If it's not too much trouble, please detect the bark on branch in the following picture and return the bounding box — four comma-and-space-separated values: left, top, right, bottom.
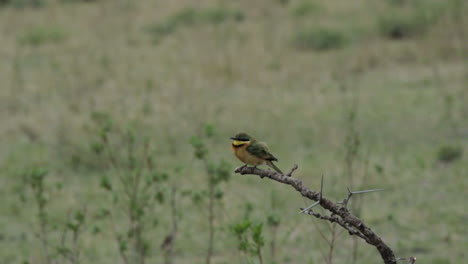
234, 165, 398, 264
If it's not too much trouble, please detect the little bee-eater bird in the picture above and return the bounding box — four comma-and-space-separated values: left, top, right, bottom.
230, 132, 283, 174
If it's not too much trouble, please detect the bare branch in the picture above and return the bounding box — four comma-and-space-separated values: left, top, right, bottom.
234, 165, 398, 264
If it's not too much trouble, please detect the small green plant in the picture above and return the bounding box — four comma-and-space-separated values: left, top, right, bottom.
231, 219, 265, 264
145, 8, 196, 44
56, 208, 87, 264
146, 7, 244, 44
1, 0, 46, 8
275, 0, 289, 6
267, 190, 281, 263
293, 28, 347, 51
161, 185, 180, 264
377, 2, 445, 40
90, 112, 170, 264
19, 25, 67, 46
23, 168, 52, 263
291, 1, 321, 17
267, 212, 280, 263
344, 109, 361, 188
385, 0, 407, 6
189, 123, 231, 264
198, 8, 244, 24
437, 145, 463, 163
378, 13, 426, 39
339, 80, 364, 264
23, 168, 87, 264
61, 0, 97, 3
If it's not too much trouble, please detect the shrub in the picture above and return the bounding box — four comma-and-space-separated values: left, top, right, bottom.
198, 7, 245, 24
293, 28, 347, 51
89, 113, 172, 263
377, 2, 446, 40
1, 0, 46, 8
437, 145, 463, 163
19, 26, 67, 46
291, 1, 321, 17
385, 0, 407, 7
276, 0, 289, 6
378, 13, 428, 39
146, 7, 244, 44
61, 0, 97, 2
231, 219, 265, 263
189, 124, 232, 264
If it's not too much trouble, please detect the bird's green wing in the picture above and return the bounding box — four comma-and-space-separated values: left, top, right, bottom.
246, 142, 278, 161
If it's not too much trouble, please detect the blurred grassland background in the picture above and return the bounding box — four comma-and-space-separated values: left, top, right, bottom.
0, 0, 467, 263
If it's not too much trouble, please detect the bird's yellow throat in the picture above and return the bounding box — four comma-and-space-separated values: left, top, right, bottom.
232, 140, 249, 146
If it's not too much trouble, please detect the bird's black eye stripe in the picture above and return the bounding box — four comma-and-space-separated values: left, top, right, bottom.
232, 137, 249, 141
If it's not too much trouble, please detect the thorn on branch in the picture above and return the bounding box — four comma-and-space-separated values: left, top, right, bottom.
298, 174, 324, 214
396, 257, 417, 264
319, 174, 324, 201
298, 201, 320, 214
340, 187, 384, 209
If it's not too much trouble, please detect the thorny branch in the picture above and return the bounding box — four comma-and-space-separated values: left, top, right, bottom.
234, 165, 407, 264
305, 210, 370, 243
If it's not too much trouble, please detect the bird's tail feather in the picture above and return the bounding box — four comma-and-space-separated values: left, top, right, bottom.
266, 161, 283, 174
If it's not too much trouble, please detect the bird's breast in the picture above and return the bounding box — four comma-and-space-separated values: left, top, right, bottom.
232, 144, 265, 166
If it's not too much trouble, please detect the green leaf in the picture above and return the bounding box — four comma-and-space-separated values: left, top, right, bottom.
100, 176, 112, 191
155, 191, 165, 204
214, 188, 224, 200
90, 142, 104, 154
251, 223, 264, 247
231, 219, 252, 236
203, 123, 216, 137
267, 213, 280, 226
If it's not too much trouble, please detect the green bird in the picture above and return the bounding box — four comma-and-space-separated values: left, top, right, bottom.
230, 132, 283, 174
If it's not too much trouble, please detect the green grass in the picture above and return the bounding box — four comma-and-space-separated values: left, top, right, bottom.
377, 0, 452, 40
146, 7, 244, 44
291, 1, 322, 17
2, 0, 46, 8
0, 0, 467, 264
293, 27, 348, 50
19, 25, 67, 46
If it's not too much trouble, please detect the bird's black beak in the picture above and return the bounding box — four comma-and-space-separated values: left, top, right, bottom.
230, 137, 237, 140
